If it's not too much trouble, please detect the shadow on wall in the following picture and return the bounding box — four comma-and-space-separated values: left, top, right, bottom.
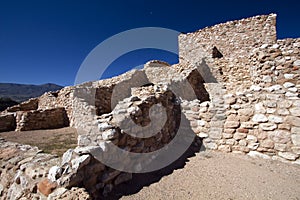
103, 112, 205, 199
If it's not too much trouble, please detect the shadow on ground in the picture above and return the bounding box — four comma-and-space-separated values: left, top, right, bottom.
104, 136, 204, 200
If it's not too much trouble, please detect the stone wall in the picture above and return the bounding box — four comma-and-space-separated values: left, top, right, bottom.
38, 86, 74, 120
6, 98, 38, 112
15, 108, 69, 131
0, 114, 16, 132
179, 14, 277, 64
178, 14, 300, 164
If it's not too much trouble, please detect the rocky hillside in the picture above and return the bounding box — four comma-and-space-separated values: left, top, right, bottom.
0, 83, 63, 103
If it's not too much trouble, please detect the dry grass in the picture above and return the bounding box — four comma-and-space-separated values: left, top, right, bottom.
0, 127, 77, 156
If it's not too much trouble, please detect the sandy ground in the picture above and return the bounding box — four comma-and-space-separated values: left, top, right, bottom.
111, 151, 300, 200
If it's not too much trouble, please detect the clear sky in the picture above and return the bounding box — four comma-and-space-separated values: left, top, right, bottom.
0, 0, 299, 86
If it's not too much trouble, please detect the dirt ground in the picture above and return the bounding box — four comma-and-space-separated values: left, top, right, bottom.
112, 151, 300, 200
0, 127, 77, 156
1, 128, 299, 200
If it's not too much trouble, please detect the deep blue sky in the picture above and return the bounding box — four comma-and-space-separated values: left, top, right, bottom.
0, 0, 299, 86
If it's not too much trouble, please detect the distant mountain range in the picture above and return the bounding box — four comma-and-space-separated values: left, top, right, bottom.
0, 83, 63, 103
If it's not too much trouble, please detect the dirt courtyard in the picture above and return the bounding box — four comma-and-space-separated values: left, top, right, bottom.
0, 127, 77, 156
113, 151, 300, 200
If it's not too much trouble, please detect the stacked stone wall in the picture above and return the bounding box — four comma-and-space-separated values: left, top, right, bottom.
0, 114, 16, 132
15, 108, 69, 131
178, 14, 300, 164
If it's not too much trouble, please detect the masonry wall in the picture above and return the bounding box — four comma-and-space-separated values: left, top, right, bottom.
178, 14, 300, 164
179, 14, 277, 64
15, 107, 69, 131
0, 113, 16, 132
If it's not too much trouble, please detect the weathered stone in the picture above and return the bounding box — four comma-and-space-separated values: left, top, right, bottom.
293, 60, 300, 66
232, 145, 249, 153
278, 100, 292, 108
209, 128, 223, 139
269, 130, 291, 144
268, 115, 283, 123
233, 132, 247, 140
277, 108, 289, 116
71, 155, 91, 171
225, 97, 236, 105
252, 114, 268, 122
266, 94, 283, 101
61, 149, 74, 165
239, 139, 248, 146
238, 108, 254, 116
278, 152, 299, 161
248, 142, 259, 150
37, 179, 57, 197
291, 135, 300, 146
266, 85, 282, 92
291, 147, 300, 155
237, 128, 249, 133
285, 92, 298, 97
102, 129, 117, 140
263, 100, 277, 108
255, 103, 266, 114
246, 135, 258, 142
259, 123, 277, 131
289, 107, 300, 117
222, 133, 233, 139
204, 142, 218, 150
288, 87, 298, 92
48, 166, 62, 182
274, 143, 287, 151
197, 120, 208, 127
98, 122, 113, 132
283, 82, 295, 88
218, 145, 231, 152
284, 74, 295, 79
285, 116, 300, 127
278, 124, 291, 130
291, 127, 300, 135
224, 128, 235, 134
241, 122, 255, 129
224, 121, 240, 128
260, 139, 274, 148
250, 85, 261, 91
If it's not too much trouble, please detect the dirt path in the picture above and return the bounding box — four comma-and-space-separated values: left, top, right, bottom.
116, 151, 300, 200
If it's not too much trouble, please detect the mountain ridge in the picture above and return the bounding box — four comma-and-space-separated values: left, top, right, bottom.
0, 82, 63, 103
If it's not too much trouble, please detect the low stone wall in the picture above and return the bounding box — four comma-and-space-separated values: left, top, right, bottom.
0, 114, 16, 132
15, 108, 69, 131
38, 87, 74, 120
59, 82, 198, 198
6, 98, 38, 112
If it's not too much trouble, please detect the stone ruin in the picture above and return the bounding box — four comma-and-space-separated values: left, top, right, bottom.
0, 13, 300, 199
